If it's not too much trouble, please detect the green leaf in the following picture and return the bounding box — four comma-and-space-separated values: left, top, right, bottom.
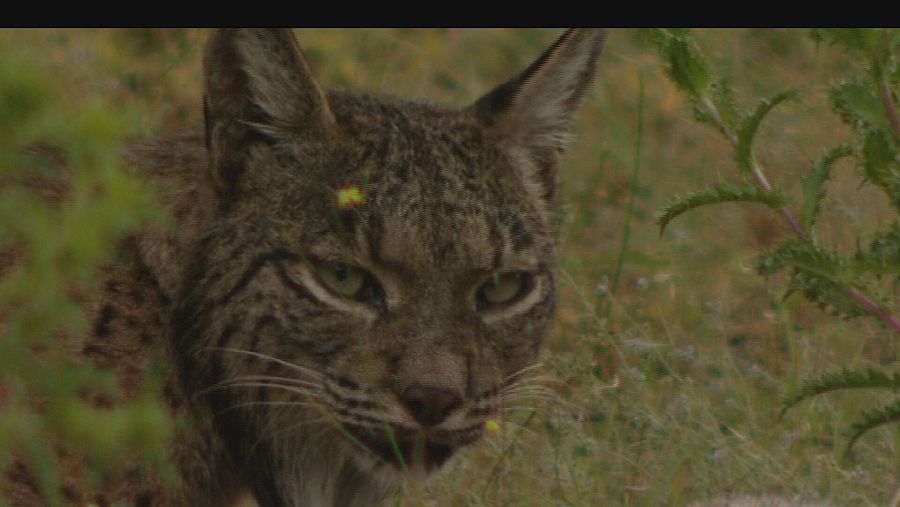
643, 29, 712, 99
846, 399, 900, 453
811, 28, 883, 54
781, 366, 900, 417
645, 30, 744, 143
861, 129, 900, 208
781, 366, 900, 454
755, 239, 878, 318
757, 239, 847, 281
830, 79, 894, 132
657, 183, 789, 235
692, 79, 744, 142
735, 89, 798, 174
801, 144, 853, 232
856, 223, 900, 275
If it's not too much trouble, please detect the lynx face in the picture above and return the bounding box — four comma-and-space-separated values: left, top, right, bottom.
170, 29, 604, 504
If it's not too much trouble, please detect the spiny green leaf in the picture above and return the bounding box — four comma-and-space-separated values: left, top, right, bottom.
645, 30, 743, 142
657, 183, 789, 235
810, 29, 883, 55
845, 398, 900, 453
829, 61, 900, 214
693, 79, 744, 142
755, 239, 881, 318
812, 29, 899, 81
782, 363, 900, 455
735, 89, 798, 174
643, 29, 712, 100
861, 129, 900, 209
781, 366, 900, 417
830, 79, 894, 132
791, 270, 875, 318
801, 144, 853, 232
757, 239, 849, 281
856, 223, 900, 275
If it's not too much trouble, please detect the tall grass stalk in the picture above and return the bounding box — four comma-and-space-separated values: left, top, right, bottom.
606, 72, 646, 318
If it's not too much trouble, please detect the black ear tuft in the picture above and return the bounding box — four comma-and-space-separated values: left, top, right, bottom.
471, 29, 606, 207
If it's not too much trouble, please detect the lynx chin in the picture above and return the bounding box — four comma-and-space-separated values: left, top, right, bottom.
38, 28, 607, 506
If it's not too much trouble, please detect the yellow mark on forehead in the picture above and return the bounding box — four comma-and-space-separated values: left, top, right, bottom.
336, 185, 365, 208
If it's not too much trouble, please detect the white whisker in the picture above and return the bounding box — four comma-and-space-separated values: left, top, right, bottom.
501, 386, 560, 400
226, 374, 321, 389
514, 375, 564, 386
501, 363, 544, 384
208, 346, 325, 379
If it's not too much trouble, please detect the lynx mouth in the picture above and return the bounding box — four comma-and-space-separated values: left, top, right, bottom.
344, 424, 483, 471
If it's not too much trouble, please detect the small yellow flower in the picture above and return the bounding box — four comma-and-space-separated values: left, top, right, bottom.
336, 185, 365, 208
485, 419, 501, 435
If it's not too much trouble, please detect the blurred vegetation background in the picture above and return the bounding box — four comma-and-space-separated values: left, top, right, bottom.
0, 29, 896, 506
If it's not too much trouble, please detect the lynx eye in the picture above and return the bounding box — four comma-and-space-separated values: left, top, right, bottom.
314, 262, 368, 298
300, 257, 387, 311
476, 272, 534, 310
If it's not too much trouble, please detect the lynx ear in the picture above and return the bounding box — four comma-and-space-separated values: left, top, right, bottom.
203, 28, 336, 203
471, 28, 606, 207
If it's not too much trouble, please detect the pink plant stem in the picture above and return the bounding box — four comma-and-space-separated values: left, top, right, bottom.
780, 209, 806, 238
704, 98, 900, 333
880, 79, 900, 140
759, 157, 898, 333
750, 159, 807, 238
846, 286, 900, 332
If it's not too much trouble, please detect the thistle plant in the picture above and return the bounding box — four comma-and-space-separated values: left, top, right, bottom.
646, 28, 899, 452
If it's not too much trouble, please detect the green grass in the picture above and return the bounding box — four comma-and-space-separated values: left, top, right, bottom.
1, 29, 896, 506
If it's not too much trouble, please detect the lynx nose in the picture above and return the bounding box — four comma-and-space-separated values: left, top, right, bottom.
400, 384, 463, 428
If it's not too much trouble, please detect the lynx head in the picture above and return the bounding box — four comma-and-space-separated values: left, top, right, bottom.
172, 28, 604, 493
